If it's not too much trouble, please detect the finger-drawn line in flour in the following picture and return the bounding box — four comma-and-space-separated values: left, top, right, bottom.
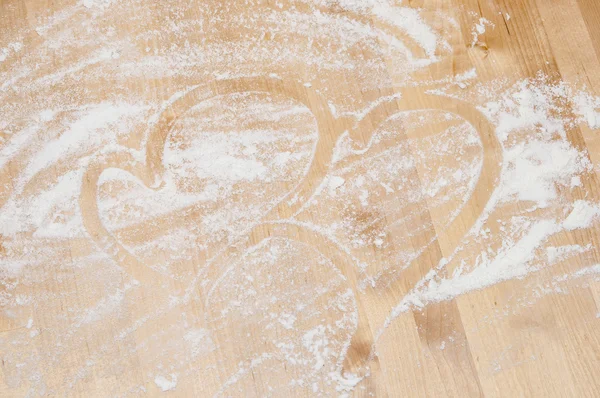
267, 1, 442, 61
81, 75, 502, 378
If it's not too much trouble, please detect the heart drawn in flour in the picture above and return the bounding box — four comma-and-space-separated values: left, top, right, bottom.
79, 76, 503, 380
94, 87, 320, 277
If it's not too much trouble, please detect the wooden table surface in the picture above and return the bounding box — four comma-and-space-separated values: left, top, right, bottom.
2, 0, 600, 396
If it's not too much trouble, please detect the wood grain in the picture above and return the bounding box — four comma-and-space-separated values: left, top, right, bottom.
1, 0, 600, 397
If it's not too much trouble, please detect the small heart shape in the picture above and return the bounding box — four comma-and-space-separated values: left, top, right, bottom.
95, 90, 319, 275
80, 76, 340, 286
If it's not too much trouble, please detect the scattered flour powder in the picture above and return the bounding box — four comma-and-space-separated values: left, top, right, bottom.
154, 374, 178, 392
1, 0, 600, 396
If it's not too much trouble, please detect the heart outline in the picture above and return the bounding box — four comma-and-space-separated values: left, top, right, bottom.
80, 76, 342, 285
200, 87, 503, 374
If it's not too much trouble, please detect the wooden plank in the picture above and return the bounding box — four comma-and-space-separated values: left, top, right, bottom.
1, 0, 600, 396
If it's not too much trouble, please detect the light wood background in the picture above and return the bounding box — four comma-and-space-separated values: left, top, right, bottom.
1, 0, 600, 397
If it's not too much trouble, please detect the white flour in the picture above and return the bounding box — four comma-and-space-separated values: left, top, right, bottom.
563, 200, 600, 230
154, 374, 178, 392
471, 17, 494, 47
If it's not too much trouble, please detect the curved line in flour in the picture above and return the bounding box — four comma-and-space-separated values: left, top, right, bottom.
200, 219, 378, 382
354, 89, 503, 252
146, 76, 341, 217
344, 91, 503, 372
271, 1, 432, 60
80, 76, 339, 285
340, 9, 434, 60
79, 150, 162, 285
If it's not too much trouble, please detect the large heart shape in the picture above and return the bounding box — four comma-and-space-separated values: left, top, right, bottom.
80, 76, 502, 377
197, 85, 504, 375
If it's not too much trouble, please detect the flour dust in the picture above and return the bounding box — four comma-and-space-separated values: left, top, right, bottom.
1, 0, 600, 396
